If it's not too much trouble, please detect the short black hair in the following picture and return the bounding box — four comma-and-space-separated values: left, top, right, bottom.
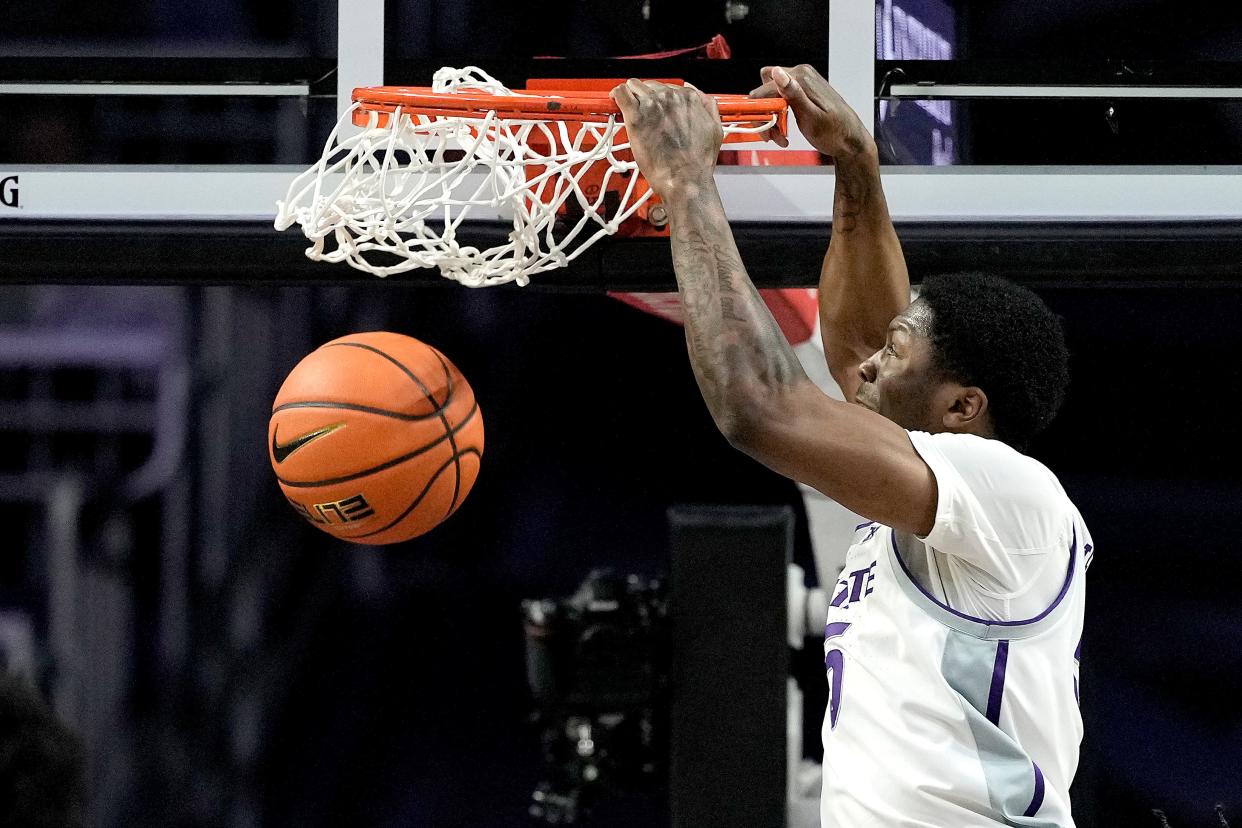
0, 672, 86, 828
917, 272, 1070, 450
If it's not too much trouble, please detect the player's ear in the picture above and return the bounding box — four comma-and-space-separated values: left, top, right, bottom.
942, 385, 988, 431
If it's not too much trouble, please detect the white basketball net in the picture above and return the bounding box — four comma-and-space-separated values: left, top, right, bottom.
275, 67, 775, 287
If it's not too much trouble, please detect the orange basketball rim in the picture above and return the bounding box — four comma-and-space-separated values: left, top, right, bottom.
349, 78, 787, 240
351, 77, 787, 138
274, 69, 789, 284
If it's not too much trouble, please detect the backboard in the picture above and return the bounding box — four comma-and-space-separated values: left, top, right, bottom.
2, 0, 1242, 286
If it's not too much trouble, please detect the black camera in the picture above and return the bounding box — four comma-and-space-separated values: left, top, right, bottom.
522, 569, 668, 824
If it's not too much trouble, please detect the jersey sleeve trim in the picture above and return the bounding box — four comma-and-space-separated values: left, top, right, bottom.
888, 527, 1079, 641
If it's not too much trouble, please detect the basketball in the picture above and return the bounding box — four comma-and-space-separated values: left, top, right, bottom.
268, 332, 484, 544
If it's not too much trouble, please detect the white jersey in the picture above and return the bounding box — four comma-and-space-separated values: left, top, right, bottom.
821, 431, 1092, 827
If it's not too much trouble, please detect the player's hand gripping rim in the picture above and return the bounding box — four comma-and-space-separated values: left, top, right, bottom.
610, 78, 725, 202
748, 65, 873, 159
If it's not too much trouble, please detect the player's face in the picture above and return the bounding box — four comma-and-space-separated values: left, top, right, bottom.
854, 301, 945, 432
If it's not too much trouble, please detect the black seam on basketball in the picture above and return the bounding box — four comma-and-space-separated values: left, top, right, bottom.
272, 400, 449, 421
310, 339, 472, 531
275, 401, 478, 488
342, 447, 481, 540
325, 342, 448, 408
326, 340, 463, 519
429, 346, 453, 409
430, 348, 463, 514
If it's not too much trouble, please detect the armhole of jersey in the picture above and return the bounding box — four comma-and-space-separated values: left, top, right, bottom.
886, 527, 1079, 642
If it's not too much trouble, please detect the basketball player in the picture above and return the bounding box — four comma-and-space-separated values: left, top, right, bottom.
612, 66, 1089, 826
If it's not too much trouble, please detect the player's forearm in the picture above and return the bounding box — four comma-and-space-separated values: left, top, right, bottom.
820, 141, 911, 357
664, 182, 808, 440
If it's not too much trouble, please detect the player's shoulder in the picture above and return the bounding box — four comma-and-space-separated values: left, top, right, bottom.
909, 431, 1074, 517
908, 432, 1092, 570
910, 430, 1059, 482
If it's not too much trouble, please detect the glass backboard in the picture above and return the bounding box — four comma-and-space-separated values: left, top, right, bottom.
0, 0, 1239, 287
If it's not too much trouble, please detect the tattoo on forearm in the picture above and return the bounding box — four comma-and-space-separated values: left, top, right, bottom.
833, 157, 878, 235
670, 201, 805, 422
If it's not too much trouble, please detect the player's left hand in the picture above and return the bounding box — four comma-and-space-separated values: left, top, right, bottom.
610, 79, 724, 202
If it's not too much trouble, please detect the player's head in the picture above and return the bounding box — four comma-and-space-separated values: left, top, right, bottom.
855, 272, 1070, 450
0, 671, 86, 828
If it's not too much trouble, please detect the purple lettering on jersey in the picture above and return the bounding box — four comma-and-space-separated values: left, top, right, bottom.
847, 566, 871, 603
1023, 763, 1046, 817
854, 521, 881, 543
824, 622, 852, 729
832, 562, 879, 609
985, 640, 1009, 725
824, 622, 851, 639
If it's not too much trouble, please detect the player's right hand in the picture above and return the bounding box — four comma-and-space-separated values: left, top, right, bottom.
749, 65, 873, 160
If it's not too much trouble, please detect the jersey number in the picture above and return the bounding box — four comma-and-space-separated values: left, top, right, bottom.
824, 622, 852, 729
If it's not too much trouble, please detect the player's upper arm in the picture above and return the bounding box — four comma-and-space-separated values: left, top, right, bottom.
727, 379, 938, 536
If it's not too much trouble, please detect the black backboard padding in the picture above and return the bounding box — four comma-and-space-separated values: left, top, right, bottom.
0, 58, 337, 90
2, 219, 1241, 288
668, 505, 792, 828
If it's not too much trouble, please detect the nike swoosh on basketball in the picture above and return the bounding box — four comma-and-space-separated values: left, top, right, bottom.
271, 423, 345, 463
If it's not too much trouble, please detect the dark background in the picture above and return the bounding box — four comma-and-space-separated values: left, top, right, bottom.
3, 0, 1242, 826
2, 279, 1240, 827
